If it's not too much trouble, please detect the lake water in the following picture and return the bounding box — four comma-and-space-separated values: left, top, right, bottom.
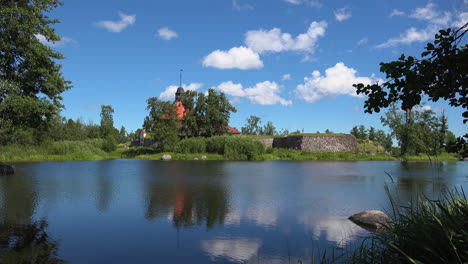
1, 160, 467, 263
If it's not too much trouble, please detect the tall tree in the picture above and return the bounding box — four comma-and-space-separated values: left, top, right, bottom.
143, 97, 179, 151
100, 105, 116, 138
0, 0, 71, 143
198, 89, 237, 137
368, 127, 376, 141
262, 121, 276, 135
241, 115, 262, 135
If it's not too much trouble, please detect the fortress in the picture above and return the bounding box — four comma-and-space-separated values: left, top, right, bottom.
255, 134, 359, 152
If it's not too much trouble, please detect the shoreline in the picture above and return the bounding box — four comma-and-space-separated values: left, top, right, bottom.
1, 149, 459, 163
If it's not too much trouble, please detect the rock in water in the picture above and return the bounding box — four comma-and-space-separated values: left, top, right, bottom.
0, 164, 14, 175
161, 154, 172, 161
349, 210, 393, 232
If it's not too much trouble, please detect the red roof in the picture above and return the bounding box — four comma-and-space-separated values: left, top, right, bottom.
228, 125, 241, 134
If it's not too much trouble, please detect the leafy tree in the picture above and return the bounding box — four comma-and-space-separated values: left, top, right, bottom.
357, 125, 367, 140
197, 89, 237, 137
350, 126, 359, 138
100, 105, 116, 138
241, 115, 262, 135
118, 126, 127, 143
354, 25, 467, 122
178, 89, 236, 137
325, 129, 333, 134
374, 130, 394, 151
445, 131, 458, 153
143, 97, 179, 151
381, 104, 451, 155
353, 25, 467, 153
368, 126, 376, 141
262, 121, 276, 135
0, 1, 71, 143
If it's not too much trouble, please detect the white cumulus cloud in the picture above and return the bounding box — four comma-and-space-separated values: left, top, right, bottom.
35, 34, 77, 47
159, 83, 203, 101
157, 27, 178, 40
294, 62, 382, 103
376, 26, 437, 48
283, 0, 322, 7
334, 8, 352, 22
410, 2, 452, 26
282, 73, 292, 81
378, 2, 457, 48
284, 0, 301, 4
96, 12, 136, 33
244, 21, 327, 54
214, 81, 292, 106
453, 12, 468, 28
389, 9, 405, 17
357, 37, 368, 45
202, 46, 263, 70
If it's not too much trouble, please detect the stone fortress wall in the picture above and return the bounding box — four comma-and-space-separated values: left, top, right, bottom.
132, 134, 359, 152
255, 134, 358, 152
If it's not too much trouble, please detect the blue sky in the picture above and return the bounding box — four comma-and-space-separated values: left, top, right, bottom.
42, 0, 467, 136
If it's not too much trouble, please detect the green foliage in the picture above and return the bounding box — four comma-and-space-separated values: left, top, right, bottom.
0, 139, 110, 162
198, 89, 237, 137
102, 135, 117, 152
0, 1, 71, 142
118, 126, 127, 143
176, 135, 265, 160
176, 137, 207, 153
262, 121, 277, 135
381, 104, 453, 155
100, 105, 118, 138
242, 115, 262, 135
223, 137, 265, 160
241, 116, 277, 135
354, 25, 468, 152
143, 97, 180, 151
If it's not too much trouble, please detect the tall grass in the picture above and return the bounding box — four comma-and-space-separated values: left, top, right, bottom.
344, 189, 468, 264
0, 139, 109, 162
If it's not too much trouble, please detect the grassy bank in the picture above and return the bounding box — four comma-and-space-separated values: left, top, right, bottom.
0, 135, 459, 162
0, 139, 115, 162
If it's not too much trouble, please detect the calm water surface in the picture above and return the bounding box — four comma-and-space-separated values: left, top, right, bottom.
1, 160, 467, 263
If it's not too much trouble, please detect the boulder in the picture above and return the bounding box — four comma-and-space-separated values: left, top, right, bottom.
193, 157, 199, 160
348, 210, 393, 232
201, 156, 207, 160
161, 154, 172, 161
0, 164, 14, 175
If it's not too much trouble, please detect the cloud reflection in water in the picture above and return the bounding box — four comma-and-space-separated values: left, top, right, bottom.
201, 237, 262, 263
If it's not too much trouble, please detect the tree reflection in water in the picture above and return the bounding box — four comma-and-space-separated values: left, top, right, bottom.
0, 220, 64, 264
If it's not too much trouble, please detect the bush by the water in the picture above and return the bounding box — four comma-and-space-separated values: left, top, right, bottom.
102, 135, 117, 152
175, 136, 265, 160
176, 137, 207, 153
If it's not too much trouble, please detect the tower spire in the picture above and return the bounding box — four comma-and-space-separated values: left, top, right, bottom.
179, 69, 183, 87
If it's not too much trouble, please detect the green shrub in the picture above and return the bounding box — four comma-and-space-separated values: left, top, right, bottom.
223, 136, 265, 160
206, 135, 229, 154
176, 137, 207, 153
102, 136, 117, 152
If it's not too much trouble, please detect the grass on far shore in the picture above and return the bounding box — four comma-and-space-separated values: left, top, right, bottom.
0, 139, 459, 162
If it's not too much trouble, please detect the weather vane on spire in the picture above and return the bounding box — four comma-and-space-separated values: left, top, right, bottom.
179, 69, 183, 87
